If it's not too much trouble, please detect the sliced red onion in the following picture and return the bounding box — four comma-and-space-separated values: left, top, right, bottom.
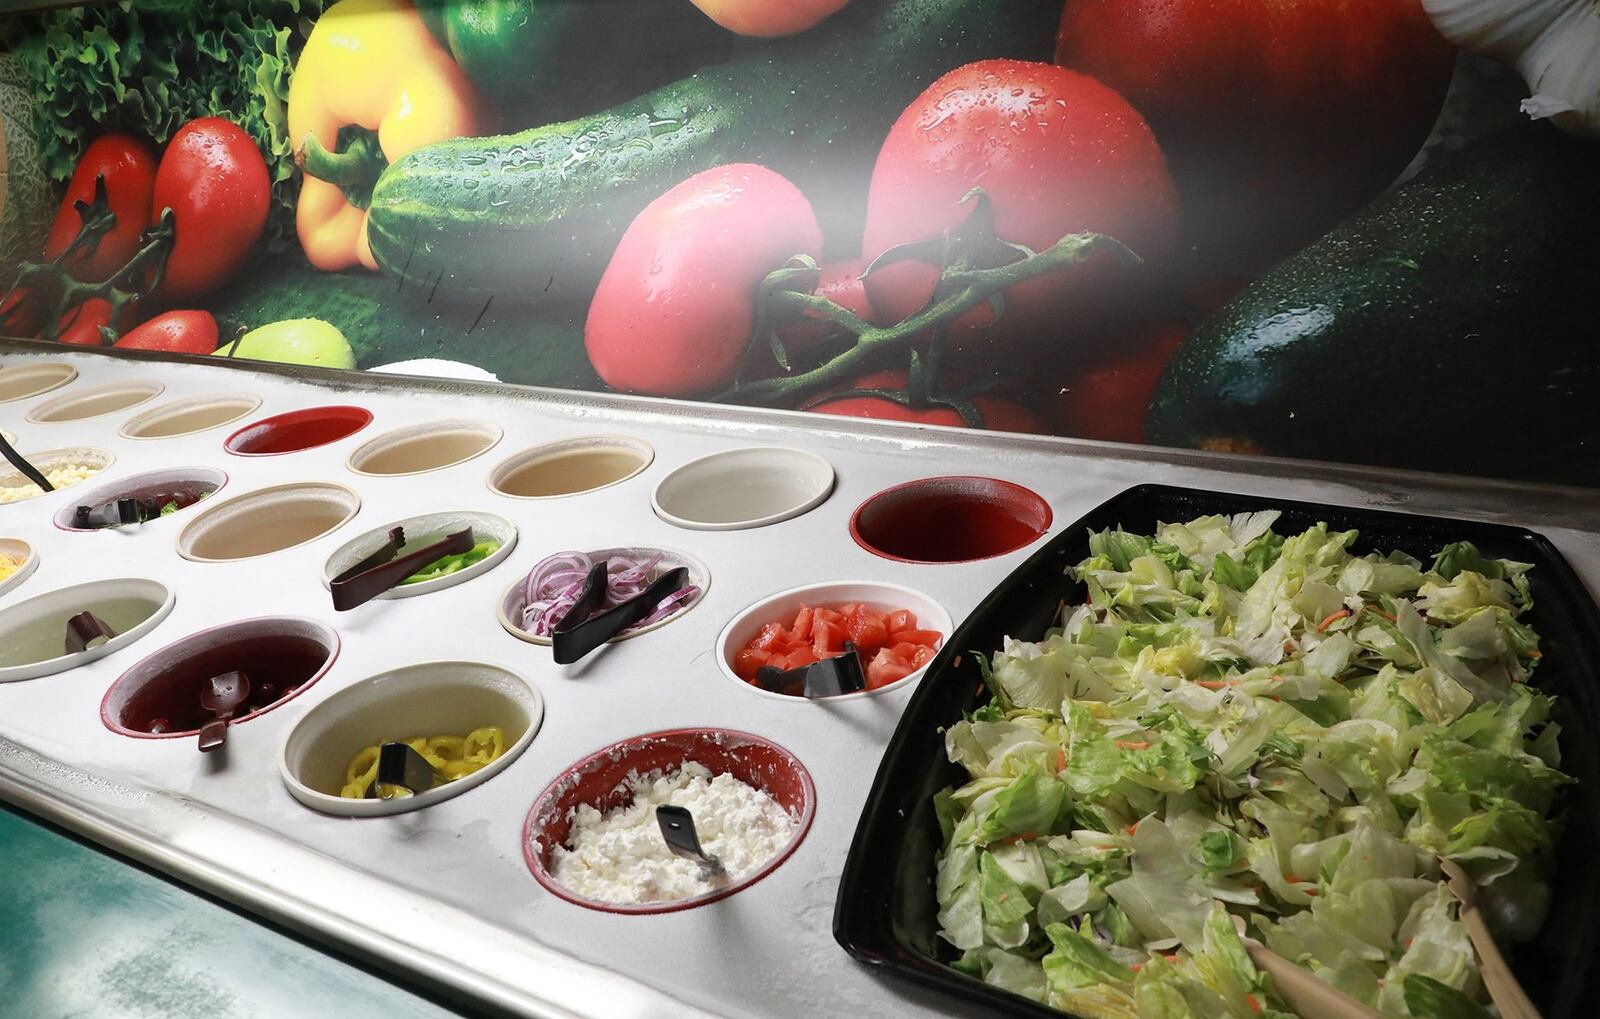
519, 549, 699, 638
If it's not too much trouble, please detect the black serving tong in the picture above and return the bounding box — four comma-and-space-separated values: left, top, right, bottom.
329, 526, 475, 611
65, 611, 117, 655
364, 742, 442, 799
73, 496, 163, 530
197, 671, 251, 753
655, 805, 725, 878
755, 644, 868, 699
551, 563, 690, 665
0, 431, 52, 493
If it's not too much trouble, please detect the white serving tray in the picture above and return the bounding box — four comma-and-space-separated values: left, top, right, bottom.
1, 343, 1598, 1019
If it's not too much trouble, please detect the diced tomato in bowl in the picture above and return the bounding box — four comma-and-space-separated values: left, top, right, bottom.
726, 597, 947, 694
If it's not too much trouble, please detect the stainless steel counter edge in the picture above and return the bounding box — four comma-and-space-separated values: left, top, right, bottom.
0, 737, 715, 1019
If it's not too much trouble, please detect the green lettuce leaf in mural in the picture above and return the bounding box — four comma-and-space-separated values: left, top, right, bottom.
1, 0, 324, 252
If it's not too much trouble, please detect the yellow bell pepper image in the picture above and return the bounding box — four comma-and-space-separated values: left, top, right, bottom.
288, 0, 489, 271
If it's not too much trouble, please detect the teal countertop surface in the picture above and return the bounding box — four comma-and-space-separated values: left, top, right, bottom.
0, 803, 471, 1018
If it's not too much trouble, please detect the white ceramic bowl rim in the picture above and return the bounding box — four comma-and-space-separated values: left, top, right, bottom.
277, 660, 544, 816
347, 418, 505, 476
714, 579, 954, 703
497, 544, 710, 646
118, 392, 263, 439
176, 481, 361, 562
488, 433, 655, 499
650, 446, 835, 531
26, 379, 163, 423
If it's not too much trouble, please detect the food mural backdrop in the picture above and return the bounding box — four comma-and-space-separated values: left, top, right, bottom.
0, 0, 1595, 486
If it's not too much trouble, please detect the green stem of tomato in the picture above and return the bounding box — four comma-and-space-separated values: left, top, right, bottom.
720, 231, 1137, 406
8, 210, 177, 343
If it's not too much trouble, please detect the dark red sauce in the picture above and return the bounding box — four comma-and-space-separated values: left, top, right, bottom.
118, 634, 331, 734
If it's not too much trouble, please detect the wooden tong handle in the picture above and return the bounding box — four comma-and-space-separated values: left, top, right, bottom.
1243, 941, 1384, 1019
1440, 858, 1542, 1019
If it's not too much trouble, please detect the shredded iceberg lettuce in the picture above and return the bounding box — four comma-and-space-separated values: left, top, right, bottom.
934, 513, 1567, 1017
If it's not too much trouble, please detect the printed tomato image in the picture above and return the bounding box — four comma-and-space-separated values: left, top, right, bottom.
690, 0, 853, 37
805, 370, 1047, 433
862, 60, 1178, 353
585, 164, 823, 398
113, 310, 219, 354
150, 117, 271, 303
1054, 0, 1455, 270
42, 134, 157, 283
1051, 321, 1188, 444
52, 298, 115, 347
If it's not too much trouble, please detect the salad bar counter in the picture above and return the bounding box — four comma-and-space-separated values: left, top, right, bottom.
1, 343, 1596, 1018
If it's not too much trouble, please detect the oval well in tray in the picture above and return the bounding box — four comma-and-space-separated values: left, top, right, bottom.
523, 728, 815, 915
0, 578, 175, 683
224, 405, 373, 456
323, 511, 517, 602
347, 419, 503, 476
0, 537, 39, 600
489, 435, 654, 499
0, 446, 115, 506
850, 475, 1052, 564
280, 661, 543, 817
26, 380, 163, 423
716, 580, 953, 702
102, 616, 338, 739
53, 467, 227, 532
0, 362, 76, 404
498, 546, 709, 647
651, 446, 834, 531
177, 482, 360, 562
120, 393, 262, 440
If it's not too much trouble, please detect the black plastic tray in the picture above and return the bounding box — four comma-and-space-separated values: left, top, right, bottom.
834, 483, 1600, 1017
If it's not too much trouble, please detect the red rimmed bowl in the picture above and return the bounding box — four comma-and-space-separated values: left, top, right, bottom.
850, 476, 1052, 564
102, 616, 339, 739
522, 728, 815, 915
224, 405, 373, 456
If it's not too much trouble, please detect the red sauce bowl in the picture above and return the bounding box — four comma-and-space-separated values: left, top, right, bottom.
850, 476, 1053, 564
102, 617, 339, 739
522, 728, 815, 915
224, 405, 373, 456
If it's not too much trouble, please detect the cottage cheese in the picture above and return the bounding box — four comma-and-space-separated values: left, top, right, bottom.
0, 461, 106, 503
551, 762, 796, 905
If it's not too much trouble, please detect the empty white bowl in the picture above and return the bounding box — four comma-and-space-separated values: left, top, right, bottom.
0, 362, 76, 404
651, 447, 834, 531
280, 661, 544, 817
346, 419, 503, 477
489, 435, 654, 499
0, 577, 175, 682
26, 380, 163, 423
178, 482, 360, 562
119, 393, 262, 440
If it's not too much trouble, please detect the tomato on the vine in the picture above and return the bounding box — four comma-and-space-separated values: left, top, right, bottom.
586, 163, 823, 398
43, 134, 158, 283
862, 60, 1178, 352
53, 299, 117, 347
773, 257, 877, 355
151, 117, 271, 302
114, 310, 219, 354
1051, 321, 1188, 444
804, 369, 1047, 434
1054, 0, 1453, 270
